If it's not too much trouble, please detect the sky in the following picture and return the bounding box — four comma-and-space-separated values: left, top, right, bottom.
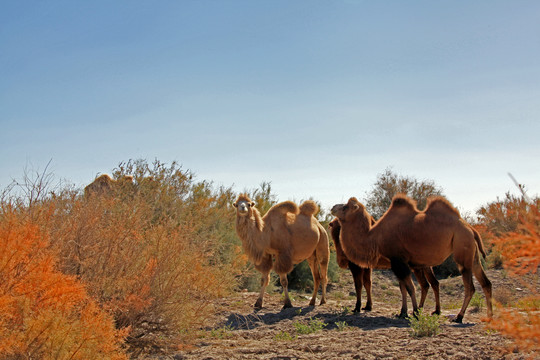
1, 0, 539, 214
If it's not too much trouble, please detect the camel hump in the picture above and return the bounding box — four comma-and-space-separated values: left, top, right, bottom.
268, 201, 299, 215
425, 197, 460, 216
299, 200, 318, 216
390, 194, 417, 211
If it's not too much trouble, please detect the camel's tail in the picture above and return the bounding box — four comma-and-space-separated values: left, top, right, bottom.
471, 226, 487, 259
299, 200, 319, 216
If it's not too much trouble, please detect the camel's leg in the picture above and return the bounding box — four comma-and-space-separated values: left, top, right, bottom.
391, 258, 417, 318
362, 266, 373, 311
455, 268, 475, 323
307, 254, 321, 307
403, 274, 418, 315
317, 255, 329, 306
255, 270, 270, 309
398, 280, 409, 318
279, 273, 293, 309
349, 262, 364, 313
472, 260, 493, 319
254, 255, 273, 309
423, 267, 440, 315
315, 228, 329, 306
274, 252, 294, 310
412, 268, 430, 309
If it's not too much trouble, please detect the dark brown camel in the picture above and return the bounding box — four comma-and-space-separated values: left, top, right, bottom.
329, 218, 441, 314
331, 195, 492, 322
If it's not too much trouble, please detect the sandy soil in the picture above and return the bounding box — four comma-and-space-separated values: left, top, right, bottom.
141, 269, 537, 360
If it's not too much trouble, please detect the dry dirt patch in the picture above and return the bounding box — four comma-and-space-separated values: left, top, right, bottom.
144, 269, 535, 359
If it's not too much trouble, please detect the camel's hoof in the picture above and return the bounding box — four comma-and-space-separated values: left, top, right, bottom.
362, 305, 372, 312
396, 312, 408, 319
452, 315, 463, 324
432, 310, 441, 316
254, 300, 263, 309
309, 300, 316, 307
352, 308, 361, 313
319, 299, 326, 306
282, 301, 293, 310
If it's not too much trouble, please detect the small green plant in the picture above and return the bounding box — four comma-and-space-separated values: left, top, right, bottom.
273, 331, 297, 341
293, 317, 327, 335
339, 306, 351, 317
408, 308, 443, 338
209, 325, 235, 339
295, 308, 302, 315
469, 293, 484, 312
335, 321, 350, 331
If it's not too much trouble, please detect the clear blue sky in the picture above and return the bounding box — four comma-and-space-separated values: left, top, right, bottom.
1, 1, 539, 214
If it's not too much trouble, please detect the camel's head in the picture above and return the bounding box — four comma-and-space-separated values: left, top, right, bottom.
331, 197, 366, 223
233, 194, 256, 216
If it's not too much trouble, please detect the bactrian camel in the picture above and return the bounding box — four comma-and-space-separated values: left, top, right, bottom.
84, 174, 135, 198
234, 194, 330, 309
331, 195, 492, 322
329, 218, 441, 314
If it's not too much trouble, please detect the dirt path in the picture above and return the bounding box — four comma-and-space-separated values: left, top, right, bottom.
145, 270, 535, 359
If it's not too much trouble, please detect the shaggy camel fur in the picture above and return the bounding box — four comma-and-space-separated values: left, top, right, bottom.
234, 194, 330, 309
331, 195, 492, 322
329, 218, 441, 314
84, 174, 134, 198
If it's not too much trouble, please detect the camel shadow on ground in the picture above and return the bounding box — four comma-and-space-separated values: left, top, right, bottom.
221, 305, 411, 332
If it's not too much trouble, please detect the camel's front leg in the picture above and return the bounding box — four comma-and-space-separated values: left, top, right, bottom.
349, 262, 364, 312
255, 270, 270, 309
361, 266, 373, 311
391, 258, 417, 318
279, 273, 293, 309
398, 280, 409, 318
254, 255, 273, 309
274, 252, 294, 310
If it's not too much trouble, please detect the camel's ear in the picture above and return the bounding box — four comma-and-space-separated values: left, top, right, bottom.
352, 204, 360, 211
250, 202, 256, 207
233, 202, 238, 208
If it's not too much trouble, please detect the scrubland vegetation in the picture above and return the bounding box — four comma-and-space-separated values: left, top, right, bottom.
0, 161, 538, 358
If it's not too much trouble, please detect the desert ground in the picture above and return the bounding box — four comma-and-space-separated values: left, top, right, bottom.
141, 269, 537, 360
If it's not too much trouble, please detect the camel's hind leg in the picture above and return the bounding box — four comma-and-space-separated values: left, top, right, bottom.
455, 267, 475, 323
307, 254, 321, 307
424, 267, 441, 315
473, 259, 493, 319
361, 266, 373, 311
413, 268, 430, 309
315, 225, 330, 305
414, 267, 440, 315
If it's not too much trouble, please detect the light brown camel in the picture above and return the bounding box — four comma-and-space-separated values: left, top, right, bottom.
331, 195, 492, 322
234, 194, 330, 309
84, 174, 134, 198
329, 218, 440, 314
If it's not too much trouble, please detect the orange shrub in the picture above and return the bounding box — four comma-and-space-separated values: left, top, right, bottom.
0, 207, 127, 359
487, 201, 540, 356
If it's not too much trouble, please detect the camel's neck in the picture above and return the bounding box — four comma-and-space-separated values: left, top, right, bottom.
235, 208, 269, 264
340, 213, 379, 268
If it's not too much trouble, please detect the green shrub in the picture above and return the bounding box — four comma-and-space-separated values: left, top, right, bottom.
408, 308, 443, 337
293, 317, 327, 335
